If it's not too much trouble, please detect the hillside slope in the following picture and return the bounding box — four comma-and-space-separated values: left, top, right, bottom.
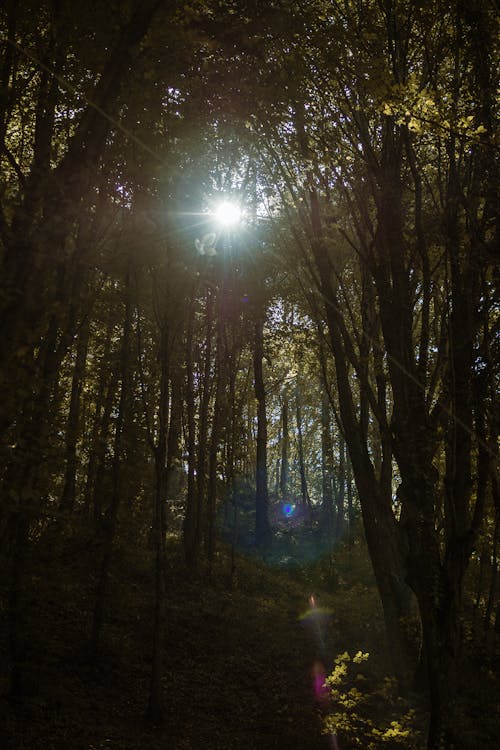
1, 535, 342, 750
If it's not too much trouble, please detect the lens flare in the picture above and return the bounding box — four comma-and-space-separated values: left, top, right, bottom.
311, 660, 330, 706
214, 201, 242, 226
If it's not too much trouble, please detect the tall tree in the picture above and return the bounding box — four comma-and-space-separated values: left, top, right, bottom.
279, 393, 290, 499
256, 1, 498, 745
253, 302, 272, 550
59, 316, 91, 514
90, 270, 132, 654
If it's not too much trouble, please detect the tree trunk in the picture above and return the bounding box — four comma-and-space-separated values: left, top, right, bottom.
280, 394, 290, 499
308, 187, 415, 690
483, 509, 499, 632
147, 321, 169, 723
183, 297, 198, 568
81, 323, 114, 517
89, 272, 132, 654
226, 338, 239, 586
206, 288, 225, 578
253, 313, 271, 550
195, 289, 214, 567
88, 367, 119, 524
346, 450, 354, 544
295, 383, 311, 512
147, 448, 167, 723
336, 431, 346, 542
59, 316, 90, 513
321, 389, 335, 538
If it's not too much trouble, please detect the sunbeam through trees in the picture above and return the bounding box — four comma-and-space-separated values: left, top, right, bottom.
0, 2, 498, 749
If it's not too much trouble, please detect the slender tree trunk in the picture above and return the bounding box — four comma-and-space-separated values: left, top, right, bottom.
226, 341, 239, 586
346, 450, 354, 544
321, 389, 335, 538
59, 317, 90, 513
81, 324, 114, 516
195, 289, 214, 567
295, 383, 311, 512
253, 313, 271, 550
183, 298, 198, 568
484, 510, 499, 632
206, 368, 221, 577
88, 367, 119, 524
280, 394, 290, 499
89, 272, 132, 654
336, 431, 346, 541
206, 287, 225, 578
147, 323, 169, 723
166, 367, 183, 526
147, 449, 167, 723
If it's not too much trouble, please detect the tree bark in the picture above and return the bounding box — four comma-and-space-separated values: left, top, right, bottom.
195, 289, 214, 566
81, 321, 114, 517
295, 383, 311, 511
206, 304, 224, 578
321, 389, 334, 531
59, 317, 91, 513
90, 272, 132, 654
280, 394, 290, 499
308, 183, 415, 691
183, 298, 198, 568
147, 320, 169, 723
253, 312, 271, 550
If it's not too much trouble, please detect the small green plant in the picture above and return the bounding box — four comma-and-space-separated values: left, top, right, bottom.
323, 651, 423, 749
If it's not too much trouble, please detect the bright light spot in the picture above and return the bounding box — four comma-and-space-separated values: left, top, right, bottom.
214, 201, 242, 227
283, 503, 295, 518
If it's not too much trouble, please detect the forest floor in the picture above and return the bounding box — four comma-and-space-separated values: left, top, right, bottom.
0, 530, 498, 750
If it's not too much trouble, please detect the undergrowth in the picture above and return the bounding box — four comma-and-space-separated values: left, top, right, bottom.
0, 526, 497, 749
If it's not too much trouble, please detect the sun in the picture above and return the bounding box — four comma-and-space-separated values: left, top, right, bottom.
214, 201, 242, 227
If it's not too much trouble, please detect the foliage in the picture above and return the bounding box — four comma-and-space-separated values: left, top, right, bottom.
0, 2, 498, 748
323, 651, 423, 749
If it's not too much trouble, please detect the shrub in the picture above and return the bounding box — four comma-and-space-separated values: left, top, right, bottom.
323, 651, 423, 749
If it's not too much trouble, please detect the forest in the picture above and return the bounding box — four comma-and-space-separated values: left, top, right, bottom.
0, 1, 498, 749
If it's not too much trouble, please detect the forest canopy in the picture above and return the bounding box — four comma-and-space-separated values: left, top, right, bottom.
0, 2, 498, 749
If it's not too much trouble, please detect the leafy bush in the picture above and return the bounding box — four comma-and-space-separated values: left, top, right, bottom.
323, 651, 423, 749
